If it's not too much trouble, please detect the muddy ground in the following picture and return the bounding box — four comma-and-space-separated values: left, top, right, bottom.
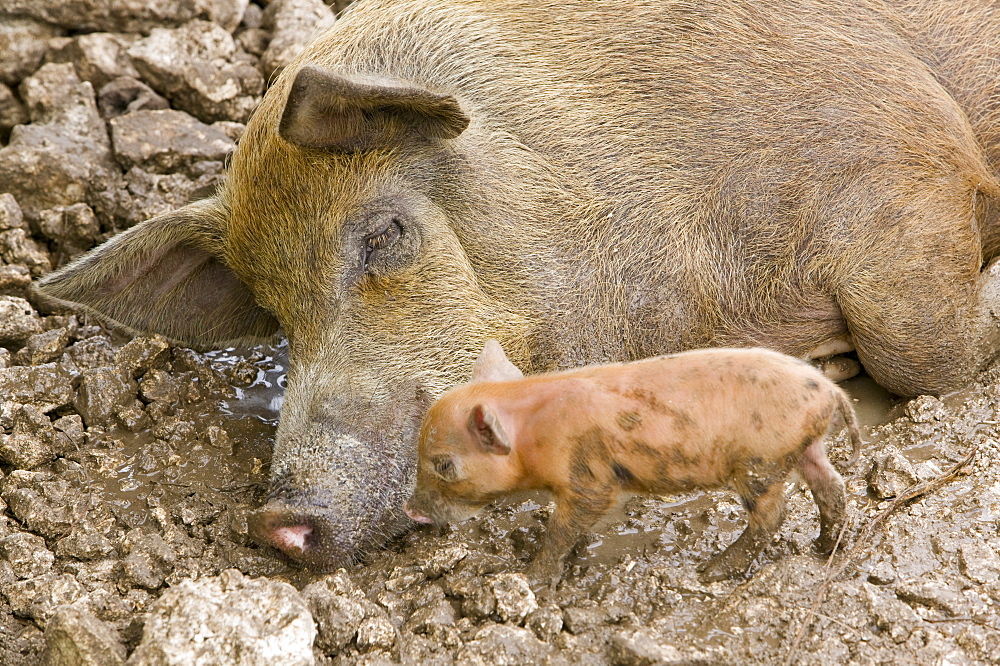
1, 1, 999, 664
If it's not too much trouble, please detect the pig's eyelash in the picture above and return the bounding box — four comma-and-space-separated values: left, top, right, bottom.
361, 219, 402, 269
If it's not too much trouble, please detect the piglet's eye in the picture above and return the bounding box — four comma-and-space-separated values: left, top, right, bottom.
433, 457, 456, 479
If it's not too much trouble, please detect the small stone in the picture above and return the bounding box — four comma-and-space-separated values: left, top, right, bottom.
242, 3, 264, 29
36, 204, 102, 263
204, 425, 232, 453
119, 530, 177, 590
117, 166, 224, 227
46, 32, 140, 90
895, 578, 967, 616
0, 295, 43, 345
128, 569, 315, 666
867, 559, 897, 586
0, 63, 120, 221
110, 109, 234, 175
56, 528, 116, 561
2, 573, 86, 625
525, 605, 563, 642
138, 369, 181, 405
13, 328, 71, 366
75, 367, 138, 427
383, 566, 426, 594
43, 605, 127, 666
0, 431, 54, 470
211, 120, 246, 141
457, 624, 552, 665
562, 605, 606, 635
66, 336, 117, 371
0, 471, 86, 538
406, 597, 456, 635
302, 573, 368, 653
0, 17, 64, 86
116, 400, 153, 432
610, 628, 717, 666
260, 0, 336, 79
868, 445, 917, 500
236, 27, 270, 58
225, 358, 259, 387
52, 415, 85, 452
115, 336, 171, 379
0, 0, 248, 34
459, 580, 496, 621
97, 76, 170, 119
489, 573, 537, 624
0, 265, 31, 299
355, 616, 396, 653
0, 364, 74, 412
904, 395, 947, 423
0, 532, 55, 578
863, 583, 921, 644
421, 544, 470, 578
959, 541, 1000, 584
128, 20, 265, 124
0, 82, 28, 136
0, 227, 52, 277
0, 192, 24, 230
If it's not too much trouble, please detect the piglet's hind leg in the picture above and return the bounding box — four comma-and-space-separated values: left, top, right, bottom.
800, 437, 848, 553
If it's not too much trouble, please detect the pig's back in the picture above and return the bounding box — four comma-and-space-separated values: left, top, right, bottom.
311, 0, 992, 216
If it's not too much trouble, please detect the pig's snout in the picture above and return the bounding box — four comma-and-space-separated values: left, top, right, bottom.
403, 500, 433, 524
248, 504, 345, 566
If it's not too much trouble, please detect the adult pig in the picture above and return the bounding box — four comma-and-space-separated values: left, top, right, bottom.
34, 0, 1000, 569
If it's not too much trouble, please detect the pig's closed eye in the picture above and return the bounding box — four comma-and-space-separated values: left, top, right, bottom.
362, 218, 402, 271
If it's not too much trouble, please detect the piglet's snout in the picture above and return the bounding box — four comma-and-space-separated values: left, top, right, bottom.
404, 501, 433, 524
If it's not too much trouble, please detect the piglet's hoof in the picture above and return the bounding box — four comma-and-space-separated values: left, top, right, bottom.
696, 555, 747, 583
526, 562, 563, 591
812, 533, 844, 556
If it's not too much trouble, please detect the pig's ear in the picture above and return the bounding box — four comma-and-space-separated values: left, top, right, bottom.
469, 404, 512, 456
33, 199, 279, 349
470, 340, 524, 383
279, 66, 470, 152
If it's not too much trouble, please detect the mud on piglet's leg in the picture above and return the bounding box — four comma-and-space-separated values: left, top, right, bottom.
527, 486, 616, 587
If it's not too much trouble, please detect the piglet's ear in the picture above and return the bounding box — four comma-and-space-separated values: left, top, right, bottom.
469, 404, 512, 456
470, 340, 524, 383
279, 66, 469, 152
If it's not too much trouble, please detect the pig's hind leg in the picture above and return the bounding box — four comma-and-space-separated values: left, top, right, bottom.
698, 468, 789, 582
800, 437, 848, 554
836, 204, 1000, 397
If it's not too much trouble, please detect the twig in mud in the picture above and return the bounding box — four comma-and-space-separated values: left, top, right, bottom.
809, 611, 859, 636
782, 447, 978, 666
921, 616, 1000, 632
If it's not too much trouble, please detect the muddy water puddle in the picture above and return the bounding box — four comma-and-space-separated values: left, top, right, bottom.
85, 342, 288, 529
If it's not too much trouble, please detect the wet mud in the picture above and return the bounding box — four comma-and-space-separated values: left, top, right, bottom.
2, 0, 1000, 663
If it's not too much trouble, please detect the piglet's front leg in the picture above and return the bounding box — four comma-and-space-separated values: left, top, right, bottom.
527, 488, 615, 587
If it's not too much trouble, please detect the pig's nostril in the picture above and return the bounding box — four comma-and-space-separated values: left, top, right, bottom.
403, 501, 433, 524
270, 524, 313, 554
248, 508, 318, 557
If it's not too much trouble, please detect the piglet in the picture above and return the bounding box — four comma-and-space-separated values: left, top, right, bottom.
405, 341, 861, 583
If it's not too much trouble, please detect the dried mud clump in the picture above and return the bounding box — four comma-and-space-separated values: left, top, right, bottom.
2, 1, 1000, 665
